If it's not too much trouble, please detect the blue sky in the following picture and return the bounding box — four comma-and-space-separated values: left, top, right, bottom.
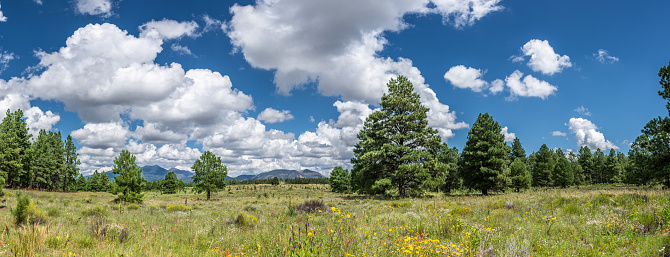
0, 0, 667, 176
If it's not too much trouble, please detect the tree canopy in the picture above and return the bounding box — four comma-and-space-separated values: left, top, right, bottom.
192, 151, 227, 200
460, 113, 508, 195
111, 150, 145, 203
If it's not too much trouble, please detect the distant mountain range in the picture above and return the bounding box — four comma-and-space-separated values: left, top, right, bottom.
226, 169, 326, 181
91, 166, 326, 182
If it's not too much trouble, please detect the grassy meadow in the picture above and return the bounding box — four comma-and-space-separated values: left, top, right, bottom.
1, 185, 669, 256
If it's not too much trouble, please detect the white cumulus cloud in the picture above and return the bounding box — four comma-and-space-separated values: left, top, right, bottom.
444, 65, 488, 92
75, 0, 112, 16
574, 106, 591, 116
257, 108, 295, 124
501, 126, 515, 142
514, 39, 571, 75
551, 131, 567, 137
505, 70, 557, 100
431, 0, 503, 28
71, 122, 130, 149
0, 3, 7, 22
139, 19, 199, 40
594, 49, 619, 64
568, 118, 618, 150
24, 107, 61, 138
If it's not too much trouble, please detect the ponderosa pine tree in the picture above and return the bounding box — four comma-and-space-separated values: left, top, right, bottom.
509, 138, 527, 163
62, 135, 80, 191
0, 109, 32, 188
161, 171, 179, 194
192, 151, 227, 200
552, 149, 573, 188
75, 174, 88, 191
578, 146, 594, 184
460, 113, 508, 195
351, 76, 442, 197
436, 143, 461, 193
111, 150, 145, 203
329, 166, 350, 193
568, 152, 585, 185
531, 144, 554, 187
509, 158, 531, 192
628, 61, 670, 187
592, 149, 606, 184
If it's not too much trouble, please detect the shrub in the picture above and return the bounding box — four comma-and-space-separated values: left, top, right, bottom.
243, 205, 256, 212
127, 204, 140, 210
12, 192, 30, 226
63, 199, 71, 206
167, 204, 191, 212
295, 199, 327, 213
47, 208, 60, 217
81, 205, 108, 217
234, 213, 257, 227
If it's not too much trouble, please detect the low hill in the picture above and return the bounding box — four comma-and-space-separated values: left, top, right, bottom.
93, 165, 194, 183
251, 169, 325, 180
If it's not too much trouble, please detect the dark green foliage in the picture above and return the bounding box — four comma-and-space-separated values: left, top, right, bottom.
12, 192, 30, 226
552, 149, 574, 188
75, 174, 88, 191
659, 61, 670, 115
271, 176, 280, 186
30, 130, 65, 190
509, 158, 531, 192
0, 109, 32, 188
604, 149, 623, 183
436, 144, 460, 193
578, 146, 594, 184
592, 149, 606, 184
111, 150, 145, 203
509, 138, 527, 163
329, 166, 350, 193
62, 135, 80, 191
161, 171, 179, 194
88, 170, 110, 192
568, 152, 585, 186
191, 151, 227, 200
460, 113, 508, 195
351, 76, 442, 197
531, 144, 554, 187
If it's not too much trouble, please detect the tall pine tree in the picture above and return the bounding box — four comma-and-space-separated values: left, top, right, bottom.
111, 150, 145, 203
531, 144, 554, 187
192, 151, 227, 200
0, 109, 32, 188
460, 113, 508, 195
62, 135, 80, 191
351, 76, 442, 197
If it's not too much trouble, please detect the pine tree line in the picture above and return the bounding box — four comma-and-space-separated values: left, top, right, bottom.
0, 109, 81, 191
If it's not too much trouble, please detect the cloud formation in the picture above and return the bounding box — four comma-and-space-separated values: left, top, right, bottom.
514, 39, 571, 75
258, 108, 295, 124
594, 49, 619, 64
568, 118, 618, 150
139, 19, 199, 39
0, 3, 7, 22
504, 70, 557, 100
574, 106, 591, 116
444, 65, 488, 92
551, 131, 567, 137
501, 126, 515, 142
75, 0, 112, 16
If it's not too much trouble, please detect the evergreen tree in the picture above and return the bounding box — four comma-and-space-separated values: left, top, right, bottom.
329, 166, 350, 193
552, 149, 574, 188
460, 113, 508, 195
351, 76, 442, 197
568, 152, 585, 185
437, 144, 461, 193
271, 176, 281, 186
191, 151, 227, 200
509, 138, 527, 163
75, 174, 88, 191
509, 158, 531, 192
161, 171, 179, 194
630, 61, 670, 188
111, 150, 145, 203
531, 144, 554, 187
604, 149, 623, 183
0, 109, 32, 188
62, 135, 80, 191
592, 149, 606, 184
578, 146, 594, 184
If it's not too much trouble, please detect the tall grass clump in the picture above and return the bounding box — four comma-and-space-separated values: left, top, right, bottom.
295, 199, 327, 213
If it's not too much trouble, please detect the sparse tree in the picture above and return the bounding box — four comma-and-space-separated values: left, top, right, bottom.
329, 166, 350, 193
460, 113, 508, 195
111, 150, 145, 203
192, 151, 227, 200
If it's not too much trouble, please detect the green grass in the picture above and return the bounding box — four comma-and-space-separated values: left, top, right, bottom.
0, 184, 669, 256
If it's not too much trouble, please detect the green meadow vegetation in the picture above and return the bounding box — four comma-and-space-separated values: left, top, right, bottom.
1, 185, 669, 256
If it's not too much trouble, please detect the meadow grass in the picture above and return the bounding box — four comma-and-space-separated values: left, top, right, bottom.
0, 184, 668, 256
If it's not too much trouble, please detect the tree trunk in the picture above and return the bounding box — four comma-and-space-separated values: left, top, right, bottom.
482, 188, 488, 196
207, 190, 211, 200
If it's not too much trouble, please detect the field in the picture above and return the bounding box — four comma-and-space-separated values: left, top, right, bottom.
1, 185, 669, 256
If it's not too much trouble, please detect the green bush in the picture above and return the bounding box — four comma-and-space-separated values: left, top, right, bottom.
127, 204, 140, 210
12, 192, 30, 226
235, 213, 257, 227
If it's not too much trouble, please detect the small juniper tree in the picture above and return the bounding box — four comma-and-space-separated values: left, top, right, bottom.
191, 151, 227, 200
111, 150, 145, 203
